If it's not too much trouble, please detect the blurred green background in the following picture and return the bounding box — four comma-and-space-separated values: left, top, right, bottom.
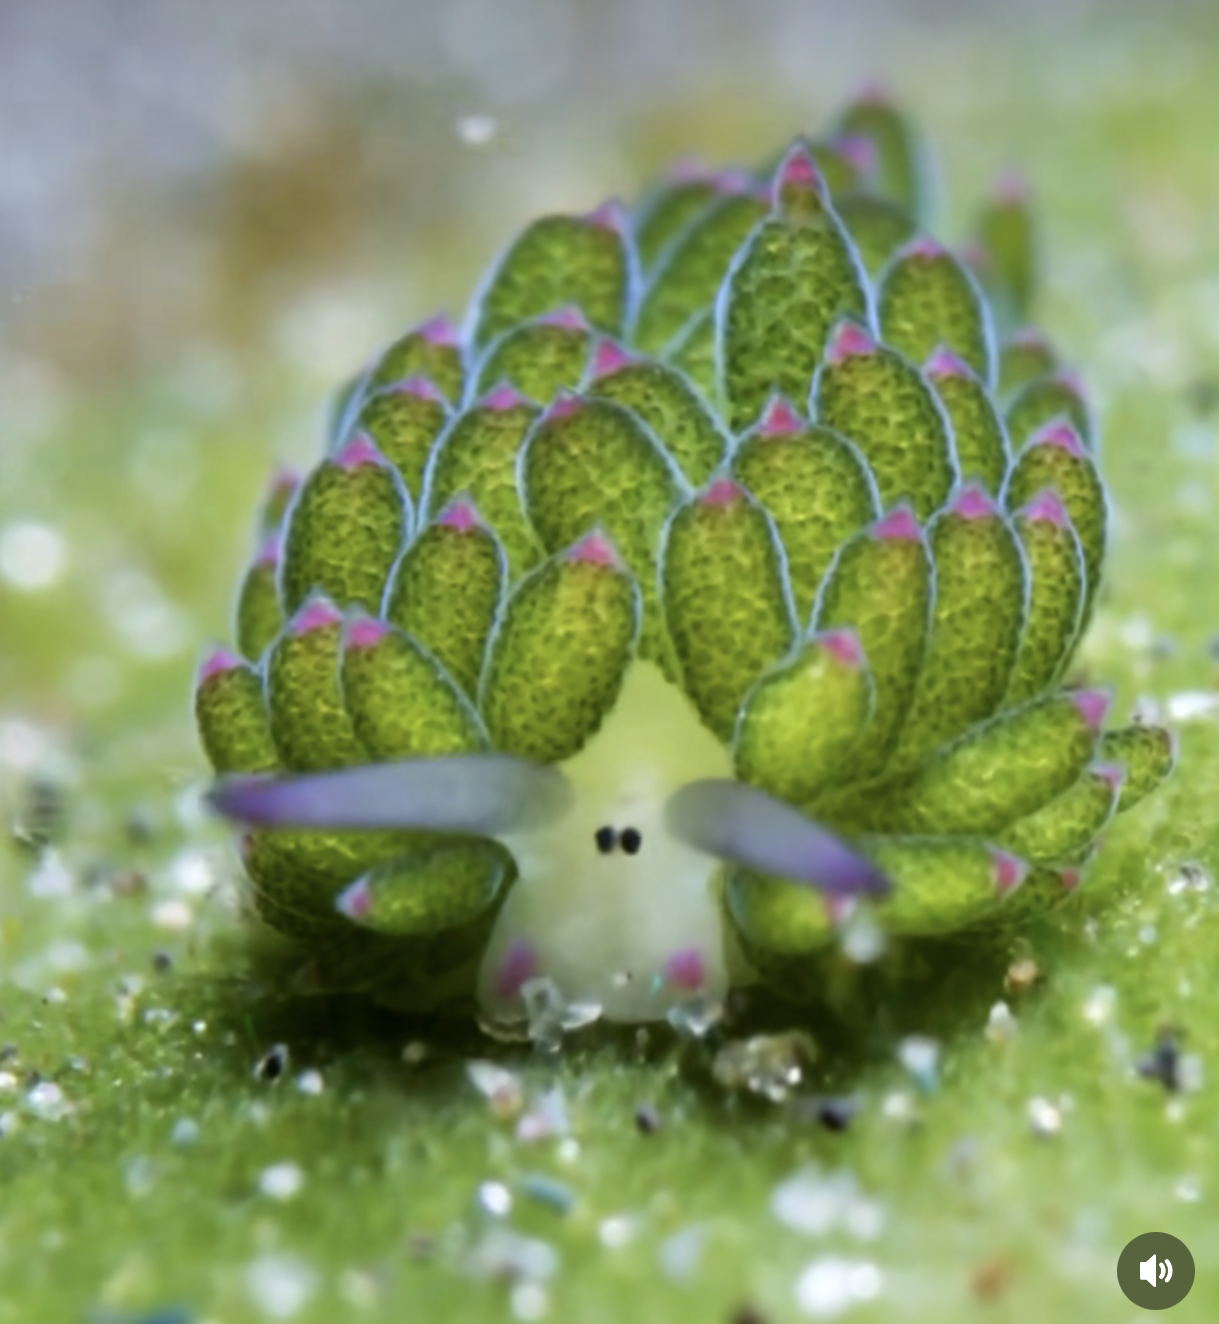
4, 1, 1219, 1320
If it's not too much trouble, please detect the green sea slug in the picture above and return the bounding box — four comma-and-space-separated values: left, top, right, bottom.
197, 89, 1175, 1027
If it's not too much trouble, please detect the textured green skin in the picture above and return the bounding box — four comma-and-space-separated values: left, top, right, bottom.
836, 96, 927, 220
195, 661, 278, 775
864, 693, 1098, 836
1004, 434, 1107, 627
833, 194, 917, 276
354, 387, 449, 501
811, 522, 932, 781
473, 215, 629, 349
863, 838, 1009, 933
521, 398, 684, 667
633, 192, 767, 353
997, 764, 1120, 864
1006, 374, 1095, 451
719, 188, 870, 431
267, 610, 367, 770
725, 867, 836, 959
474, 318, 592, 401
341, 625, 488, 761
893, 504, 1027, 766
481, 549, 641, 763
879, 248, 995, 384
280, 456, 407, 616
635, 178, 721, 271
235, 557, 283, 661
734, 634, 874, 803
423, 400, 543, 580
351, 840, 515, 936
927, 365, 1011, 493
384, 516, 505, 699
998, 332, 1059, 399
1102, 725, 1177, 812
1008, 499, 1086, 704
975, 193, 1037, 331
731, 422, 879, 626
660, 486, 796, 742
813, 340, 956, 520
587, 358, 727, 487
369, 329, 466, 403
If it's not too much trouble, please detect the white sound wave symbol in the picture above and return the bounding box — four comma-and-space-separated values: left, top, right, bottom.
1140, 1253, 1174, 1286
1160, 1258, 1173, 1282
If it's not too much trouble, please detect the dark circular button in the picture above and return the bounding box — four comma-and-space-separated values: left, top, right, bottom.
620, 827, 642, 855
594, 825, 617, 854
1116, 1231, 1195, 1309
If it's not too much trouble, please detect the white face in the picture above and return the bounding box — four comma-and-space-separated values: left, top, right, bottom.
478, 660, 745, 1023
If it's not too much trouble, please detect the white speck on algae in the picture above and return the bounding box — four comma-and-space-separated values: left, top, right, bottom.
245, 1252, 320, 1319
771, 1167, 885, 1241
985, 1001, 1018, 1045
260, 1162, 306, 1201
793, 1256, 883, 1318
896, 1035, 940, 1092
1027, 1097, 1063, 1137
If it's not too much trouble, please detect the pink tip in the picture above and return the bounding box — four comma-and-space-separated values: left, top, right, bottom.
585, 199, 628, 233
924, 346, 972, 380
1094, 762, 1127, 793
335, 877, 372, 921
493, 938, 539, 1001
1021, 489, 1070, 528
831, 133, 879, 176
820, 628, 865, 669
346, 616, 391, 651
199, 647, 243, 684
394, 375, 446, 404
1031, 421, 1086, 458
993, 169, 1029, 205
701, 478, 744, 507
568, 528, 622, 568
267, 467, 301, 498
417, 313, 460, 347
779, 148, 821, 189
663, 947, 707, 993
1070, 688, 1111, 731
255, 535, 282, 568
439, 498, 482, 532
334, 433, 384, 471
539, 305, 590, 331
1053, 369, 1086, 395
903, 236, 945, 260
481, 382, 529, 411
950, 484, 998, 521
991, 849, 1029, 895
547, 391, 584, 421
591, 339, 635, 379
827, 321, 877, 364
292, 599, 342, 636
871, 506, 920, 542
1059, 867, 1082, 893
758, 395, 806, 437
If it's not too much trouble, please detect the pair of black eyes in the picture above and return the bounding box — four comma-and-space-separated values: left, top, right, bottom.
595, 826, 642, 855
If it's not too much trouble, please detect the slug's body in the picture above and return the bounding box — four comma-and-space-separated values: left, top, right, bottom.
198, 91, 1174, 1024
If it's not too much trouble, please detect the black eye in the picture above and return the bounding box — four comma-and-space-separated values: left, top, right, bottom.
594, 826, 617, 854
620, 827, 642, 855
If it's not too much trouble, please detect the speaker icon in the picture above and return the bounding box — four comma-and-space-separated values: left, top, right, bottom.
1139, 1253, 1173, 1286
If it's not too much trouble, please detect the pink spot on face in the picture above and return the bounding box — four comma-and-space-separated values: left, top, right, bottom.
539, 306, 590, 331
1031, 421, 1086, 457
871, 506, 920, 542
494, 938, 539, 1001
758, 395, 806, 437
831, 133, 878, 176
991, 849, 1028, 895
904, 235, 945, 261
481, 382, 529, 411
1022, 489, 1070, 528
417, 313, 459, 347
547, 391, 584, 421
701, 478, 744, 507
924, 346, 972, 380
394, 375, 446, 404
664, 947, 706, 992
585, 199, 627, 233
255, 535, 282, 568
951, 484, 997, 521
440, 499, 481, 532
199, 647, 243, 684
346, 617, 391, 651
568, 528, 622, 568
1094, 761, 1126, 793
335, 877, 372, 921
826, 320, 876, 364
333, 433, 383, 471
292, 599, 342, 636
1070, 688, 1111, 731
591, 339, 635, 379
820, 628, 865, 669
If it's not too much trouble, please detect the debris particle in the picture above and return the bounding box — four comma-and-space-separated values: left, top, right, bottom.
730, 1306, 769, 1324
1027, 1096, 1062, 1137
516, 1086, 570, 1144
712, 1031, 817, 1103
1175, 1175, 1202, 1203
1081, 984, 1116, 1026
840, 907, 886, 963
150, 899, 193, 931
793, 1096, 860, 1133
296, 1069, 324, 1096
518, 1173, 576, 1215
634, 1103, 662, 1135
880, 1091, 918, 1126
245, 1252, 320, 1319
793, 1256, 883, 1318
466, 1060, 525, 1118
25, 1080, 71, 1121
659, 1224, 707, 1282
465, 1227, 559, 1283
520, 977, 601, 1051
971, 1256, 1013, 1300
171, 1118, 200, 1146
1004, 957, 1040, 995
985, 1001, 1018, 1045
26, 850, 73, 899
510, 1281, 550, 1321
771, 1167, 884, 1240
477, 1181, 513, 1218
402, 1041, 429, 1067
1136, 1027, 1200, 1092
665, 994, 725, 1039
260, 1162, 306, 1201
253, 1044, 290, 1083
1166, 691, 1219, 722
0, 1072, 17, 1092
151, 950, 173, 974
896, 1035, 940, 1093
457, 113, 499, 147
1166, 861, 1211, 896
599, 1214, 639, 1250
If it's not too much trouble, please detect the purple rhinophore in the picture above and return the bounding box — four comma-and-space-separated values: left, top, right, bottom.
701, 477, 744, 507
539, 305, 591, 331
393, 375, 447, 404
991, 849, 1028, 895
568, 528, 622, 568
335, 876, 373, 921
417, 313, 460, 347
